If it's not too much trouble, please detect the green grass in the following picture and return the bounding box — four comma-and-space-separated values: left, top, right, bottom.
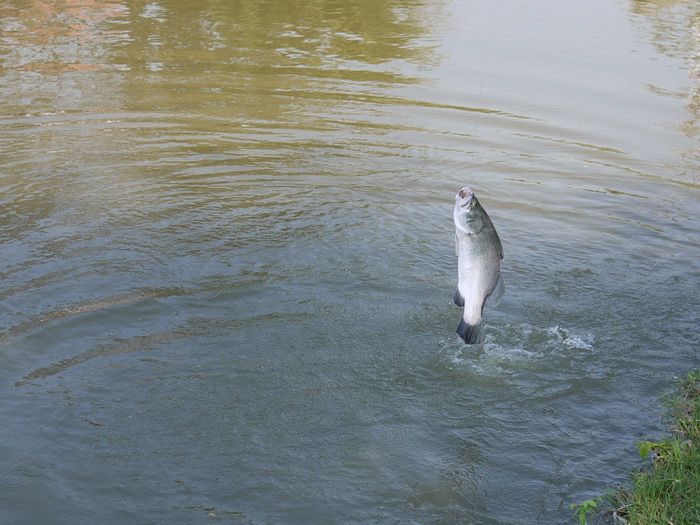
572, 370, 700, 524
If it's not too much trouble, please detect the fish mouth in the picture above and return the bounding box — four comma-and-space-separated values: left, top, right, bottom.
457, 187, 474, 207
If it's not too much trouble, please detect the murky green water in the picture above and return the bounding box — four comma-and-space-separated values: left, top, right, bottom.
1, 0, 699, 523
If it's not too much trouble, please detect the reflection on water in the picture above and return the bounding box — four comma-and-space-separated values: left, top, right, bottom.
630, 0, 700, 179
1, 0, 699, 523
1, 0, 439, 90
1, 0, 127, 73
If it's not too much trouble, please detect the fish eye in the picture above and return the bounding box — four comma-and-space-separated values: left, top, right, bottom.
471, 202, 477, 207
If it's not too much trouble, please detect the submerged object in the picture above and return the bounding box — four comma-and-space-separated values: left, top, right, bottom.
453, 187, 504, 344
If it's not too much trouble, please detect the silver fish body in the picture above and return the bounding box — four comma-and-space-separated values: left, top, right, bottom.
454, 187, 504, 344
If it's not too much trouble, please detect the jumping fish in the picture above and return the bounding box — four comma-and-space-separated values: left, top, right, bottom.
454, 187, 504, 344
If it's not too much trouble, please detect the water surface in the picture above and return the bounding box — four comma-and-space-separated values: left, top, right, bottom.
1, 0, 699, 523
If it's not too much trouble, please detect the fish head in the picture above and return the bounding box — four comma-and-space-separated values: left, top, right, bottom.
454, 186, 486, 235
455, 187, 476, 208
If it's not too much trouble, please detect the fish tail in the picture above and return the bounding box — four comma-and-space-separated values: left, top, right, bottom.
457, 319, 485, 344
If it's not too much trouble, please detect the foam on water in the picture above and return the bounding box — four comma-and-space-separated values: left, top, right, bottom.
439, 324, 595, 378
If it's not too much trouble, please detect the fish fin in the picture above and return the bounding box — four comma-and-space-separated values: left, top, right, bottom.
486, 273, 505, 307
454, 289, 464, 307
457, 319, 485, 344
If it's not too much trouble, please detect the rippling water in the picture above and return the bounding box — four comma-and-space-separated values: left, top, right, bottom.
1, 0, 699, 523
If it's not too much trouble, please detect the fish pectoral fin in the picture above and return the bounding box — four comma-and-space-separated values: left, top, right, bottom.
457, 319, 485, 344
454, 289, 465, 307
486, 273, 505, 307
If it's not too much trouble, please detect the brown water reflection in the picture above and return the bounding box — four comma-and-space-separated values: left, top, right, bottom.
630, 0, 700, 178
1, 0, 439, 78
1, 0, 127, 73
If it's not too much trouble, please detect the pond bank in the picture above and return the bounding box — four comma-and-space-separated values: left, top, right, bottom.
574, 370, 700, 524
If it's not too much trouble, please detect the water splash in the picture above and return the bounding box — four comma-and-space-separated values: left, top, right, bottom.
439, 323, 595, 377
543, 325, 594, 350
